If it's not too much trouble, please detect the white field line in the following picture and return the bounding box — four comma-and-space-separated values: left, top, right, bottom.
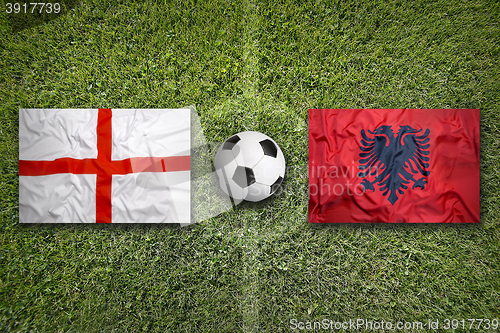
240, 0, 261, 331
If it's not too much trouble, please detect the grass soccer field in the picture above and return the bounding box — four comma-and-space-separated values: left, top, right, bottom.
1, 0, 499, 331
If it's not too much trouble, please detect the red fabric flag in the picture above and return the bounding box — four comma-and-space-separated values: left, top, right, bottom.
309, 109, 480, 223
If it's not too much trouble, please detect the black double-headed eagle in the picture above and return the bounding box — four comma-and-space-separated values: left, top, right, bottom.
358, 125, 431, 205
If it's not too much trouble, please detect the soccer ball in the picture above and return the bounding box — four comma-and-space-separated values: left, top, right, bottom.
214, 131, 286, 202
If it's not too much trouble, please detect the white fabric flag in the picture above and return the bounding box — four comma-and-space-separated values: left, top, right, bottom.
19, 108, 191, 223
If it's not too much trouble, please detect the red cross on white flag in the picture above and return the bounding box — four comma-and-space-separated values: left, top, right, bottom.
19, 108, 191, 223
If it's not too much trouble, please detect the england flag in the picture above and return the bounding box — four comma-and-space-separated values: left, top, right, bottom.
19, 108, 191, 223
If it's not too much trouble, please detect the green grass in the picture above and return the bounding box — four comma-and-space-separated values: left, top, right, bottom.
1, 0, 499, 331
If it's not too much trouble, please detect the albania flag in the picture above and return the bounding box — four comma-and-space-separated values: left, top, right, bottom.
309, 109, 480, 223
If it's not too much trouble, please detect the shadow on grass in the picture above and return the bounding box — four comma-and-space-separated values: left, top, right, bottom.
16, 222, 188, 234
4, 0, 80, 33
308, 222, 482, 233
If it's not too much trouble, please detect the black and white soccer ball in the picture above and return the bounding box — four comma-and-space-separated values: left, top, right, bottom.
214, 131, 285, 202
